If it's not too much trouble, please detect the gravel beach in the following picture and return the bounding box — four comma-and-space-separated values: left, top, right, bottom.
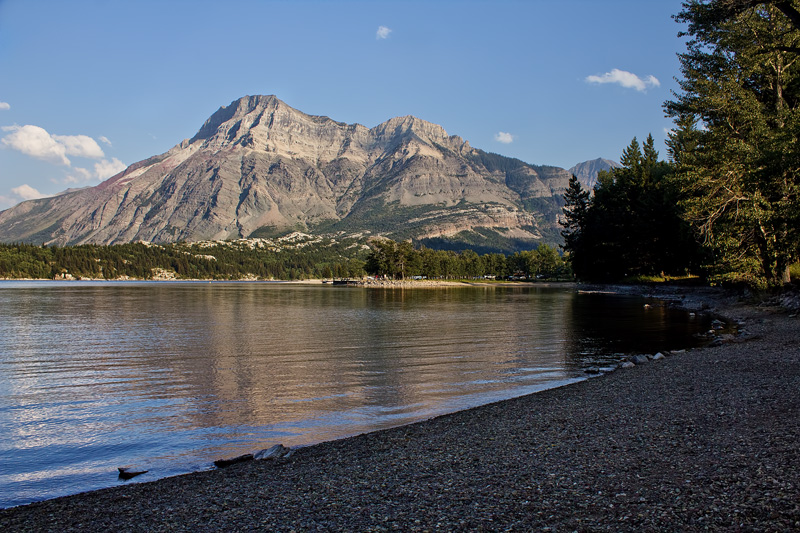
2, 287, 799, 531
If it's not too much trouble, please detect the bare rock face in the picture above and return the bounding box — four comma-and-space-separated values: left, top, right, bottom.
567, 158, 620, 190
0, 95, 572, 248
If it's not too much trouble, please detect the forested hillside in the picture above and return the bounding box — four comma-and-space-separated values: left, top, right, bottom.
0, 236, 369, 281
0, 236, 569, 282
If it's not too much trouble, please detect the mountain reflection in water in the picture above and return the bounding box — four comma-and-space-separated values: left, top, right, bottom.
0, 282, 711, 508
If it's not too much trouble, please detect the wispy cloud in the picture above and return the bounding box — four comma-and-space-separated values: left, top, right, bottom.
0, 102, 10, 111
94, 157, 126, 180
12, 184, 46, 201
64, 167, 94, 184
376, 26, 392, 40
0, 184, 49, 210
62, 158, 126, 184
98, 136, 112, 146
494, 132, 514, 144
1, 125, 107, 166
585, 69, 660, 92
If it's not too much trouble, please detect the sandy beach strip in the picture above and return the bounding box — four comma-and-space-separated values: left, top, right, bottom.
1, 289, 798, 531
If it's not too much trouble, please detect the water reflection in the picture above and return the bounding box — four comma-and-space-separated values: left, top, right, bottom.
0, 282, 710, 508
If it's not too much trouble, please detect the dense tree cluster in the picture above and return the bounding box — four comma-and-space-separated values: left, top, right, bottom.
0, 239, 368, 281
0, 238, 569, 282
563, 0, 800, 287
364, 239, 569, 280
665, 0, 800, 286
561, 136, 703, 282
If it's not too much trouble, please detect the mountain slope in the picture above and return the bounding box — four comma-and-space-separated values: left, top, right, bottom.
0, 95, 572, 250
568, 158, 620, 190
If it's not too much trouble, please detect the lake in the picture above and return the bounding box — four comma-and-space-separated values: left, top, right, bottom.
0, 281, 712, 508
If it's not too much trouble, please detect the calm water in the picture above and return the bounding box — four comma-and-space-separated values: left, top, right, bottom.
0, 282, 712, 508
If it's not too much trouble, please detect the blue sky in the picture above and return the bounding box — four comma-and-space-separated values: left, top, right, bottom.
0, 0, 687, 210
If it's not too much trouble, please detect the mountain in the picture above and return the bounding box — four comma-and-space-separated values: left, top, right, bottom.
0, 95, 573, 251
568, 158, 620, 190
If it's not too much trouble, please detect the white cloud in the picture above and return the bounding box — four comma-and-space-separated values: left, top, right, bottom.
0, 184, 51, 210
98, 136, 112, 146
64, 167, 94, 184
494, 131, 514, 144
1, 125, 70, 165
376, 26, 392, 39
12, 184, 46, 201
0, 102, 10, 110
585, 69, 660, 92
94, 157, 126, 180
1, 125, 109, 166
53, 134, 105, 159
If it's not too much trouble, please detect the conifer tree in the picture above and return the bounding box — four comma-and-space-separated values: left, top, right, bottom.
560, 174, 590, 270
562, 136, 702, 281
665, 0, 800, 285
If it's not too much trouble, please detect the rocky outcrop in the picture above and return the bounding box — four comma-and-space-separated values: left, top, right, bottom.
0, 95, 573, 248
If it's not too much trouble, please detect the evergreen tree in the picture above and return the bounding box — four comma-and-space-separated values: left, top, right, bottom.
562, 136, 702, 281
665, 0, 800, 286
560, 174, 590, 275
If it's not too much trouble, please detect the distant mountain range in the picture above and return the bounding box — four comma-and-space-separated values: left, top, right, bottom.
568, 158, 621, 190
0, 95, 614, 252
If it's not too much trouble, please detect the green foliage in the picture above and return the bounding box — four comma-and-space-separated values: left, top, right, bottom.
466, 149, 529, 175
560, 174, 590, 272
364, 239, 568, 280
0, 238, 369, 281
561, 136, 703, 282
416, 227, 547, 255
790, 262, 800, 282
665, 0, 800, 286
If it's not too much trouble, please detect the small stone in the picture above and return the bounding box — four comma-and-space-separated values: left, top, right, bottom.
621, 361, 635, 369
631, 355, 650, 365
254, 444, 291, 461
652, 353, 665, 361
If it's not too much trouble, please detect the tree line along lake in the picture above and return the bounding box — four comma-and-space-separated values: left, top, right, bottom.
0, 281, 715, 508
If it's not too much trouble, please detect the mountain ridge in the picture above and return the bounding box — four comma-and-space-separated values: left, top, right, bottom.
0, 95, 599, 251
568, 158, 621, 190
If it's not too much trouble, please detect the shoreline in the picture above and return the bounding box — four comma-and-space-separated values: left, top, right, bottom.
2, 287, 799, 530
1, 276, 567, 288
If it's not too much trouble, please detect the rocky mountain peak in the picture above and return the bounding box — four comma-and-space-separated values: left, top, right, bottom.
185, 96, 469, 162
373, 115, 446, 139
191, 95, 280, 142
568, 158, 620, 190
370, 115, 468, 154
0, 95, 573, 250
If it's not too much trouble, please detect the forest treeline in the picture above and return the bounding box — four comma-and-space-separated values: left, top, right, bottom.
0, 238, 569, 282
364, 240, 568, 280
0, 240, 368, 281
562, 0, 800, 288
